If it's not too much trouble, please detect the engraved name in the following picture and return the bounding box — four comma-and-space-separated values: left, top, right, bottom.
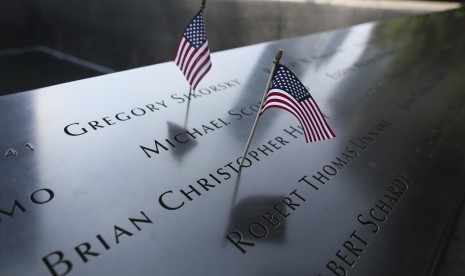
0, 188, 55, 224
323, 173, 412, 276
226, 119, 392, 253
63, 79, 241, 136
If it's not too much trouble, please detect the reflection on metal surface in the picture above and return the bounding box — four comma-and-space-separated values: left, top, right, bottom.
312, 0, 460, 12
1, 7, 465, 276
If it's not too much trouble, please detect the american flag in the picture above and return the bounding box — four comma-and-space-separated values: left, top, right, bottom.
261, 64, 336, 142
174, 10, 212, 90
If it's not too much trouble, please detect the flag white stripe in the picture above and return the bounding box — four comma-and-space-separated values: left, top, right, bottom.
187, 45, 210, 83
307, 97, 335, 138
265, 90, 318, 141
277, 90, 332, 141
263, 91, 315, 141
185, 43, 209, 80
301, 101, 324, 141
303, 101, 329, 140
177, 39, 190, 68
303, 99, 333, 139
191, 59, 212, 89
174, 38, 187, 65
262, 100, 311, 141
262, 95, 313, 141
263, 89, 334, 142
181, 46, 195, 73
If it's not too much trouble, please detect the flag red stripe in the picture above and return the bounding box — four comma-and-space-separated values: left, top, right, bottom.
176, 41, 189, 68
186, 44, 209, 81
300, 99, 333, 140
307, 97, 336, 138
180, 45, 195, 73
264, 91, 319, 141
175, 39, 189, 66
262, 89, 335, 142
192, 60, 212, 90
302, 99, 334, 139
261, 101, 311, 142
188, 51, 210, 84
301, 100, 325, 140
182, 48, 198, 75
262, 95, 314, 141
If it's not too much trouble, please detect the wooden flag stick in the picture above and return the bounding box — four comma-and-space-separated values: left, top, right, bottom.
239, 49, 283, 170
201, 0, 206, 10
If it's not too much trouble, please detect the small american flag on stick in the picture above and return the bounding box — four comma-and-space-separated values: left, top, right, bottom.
174, 10, 212, 90
261, 64, 335, 142
239, 49, 335, 170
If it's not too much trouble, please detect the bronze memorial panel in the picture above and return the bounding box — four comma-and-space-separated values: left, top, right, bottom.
1, 8, 465, 276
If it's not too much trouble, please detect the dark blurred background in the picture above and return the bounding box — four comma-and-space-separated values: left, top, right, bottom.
0, 0, 461, 95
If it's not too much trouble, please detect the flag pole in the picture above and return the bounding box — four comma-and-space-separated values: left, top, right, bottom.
239, 49, 283, 170
196, 0, 206, 96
